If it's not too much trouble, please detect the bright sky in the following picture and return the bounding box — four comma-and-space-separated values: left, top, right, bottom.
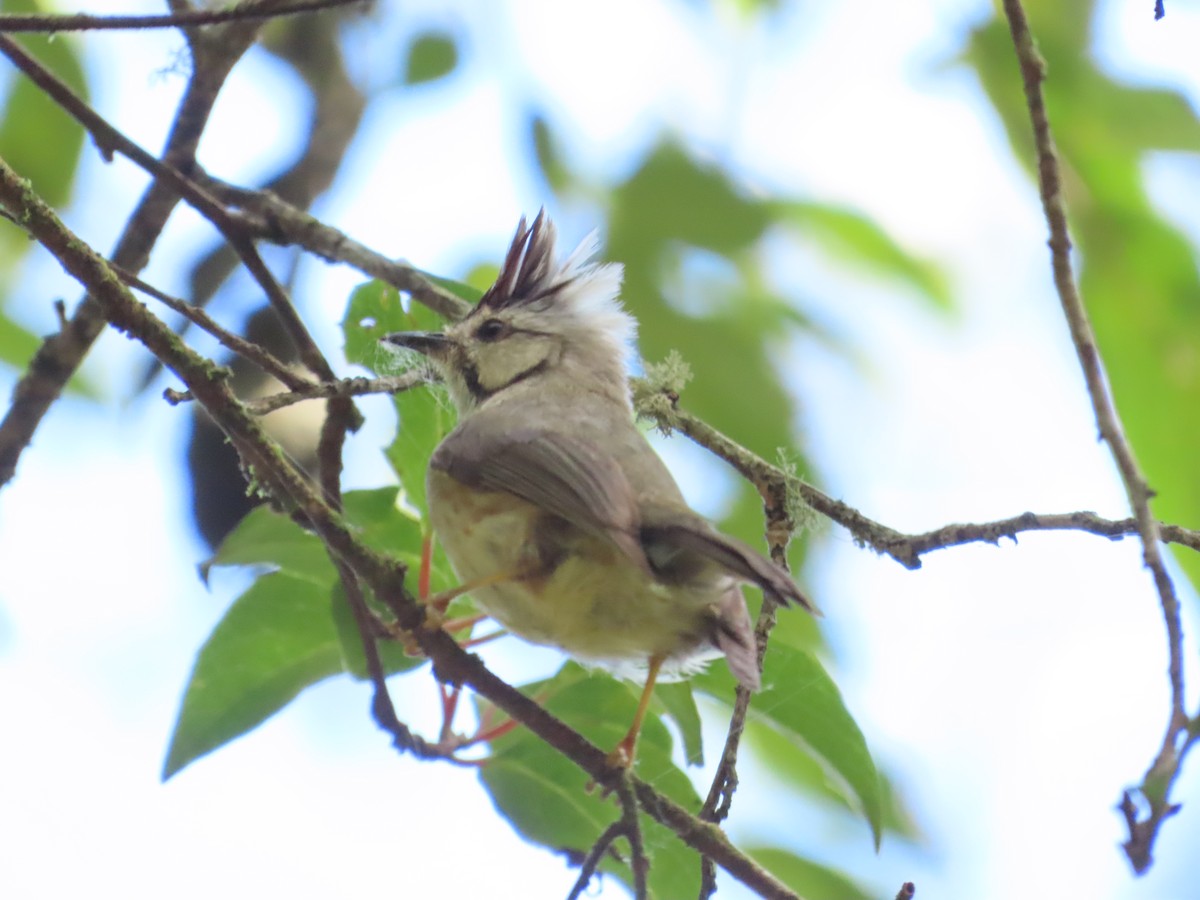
1, 1, 1199, 898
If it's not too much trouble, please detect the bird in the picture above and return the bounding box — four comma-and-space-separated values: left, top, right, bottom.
382, 211, 815, 765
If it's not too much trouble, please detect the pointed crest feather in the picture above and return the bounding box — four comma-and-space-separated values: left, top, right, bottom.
477, 209, 635, 369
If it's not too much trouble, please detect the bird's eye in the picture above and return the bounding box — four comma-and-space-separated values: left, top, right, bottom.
475, 318, 508, 342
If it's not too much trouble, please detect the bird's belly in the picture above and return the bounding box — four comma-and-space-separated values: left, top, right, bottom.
428, 473, 722, 674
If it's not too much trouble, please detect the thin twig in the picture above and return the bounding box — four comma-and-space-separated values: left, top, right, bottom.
228, 235, 339, 384
1000, 0, 1191, 875
636, 393, 1200, 563
117, 264, 313, 392
565, 820, 626, 900
0, 8, 268, 487
163, 373, 426, 411
0, 30, 356, 428
614, 774, 649, 900
1, 158, 803, 900
697, 440, 794, 897
201, 175, 473, 321
0, 0, 365, 33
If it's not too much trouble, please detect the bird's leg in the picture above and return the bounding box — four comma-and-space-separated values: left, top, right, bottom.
423, 568, 521, 615
607, 655, 666, 768
418, 530, 434, 603
415, 532, 522, 749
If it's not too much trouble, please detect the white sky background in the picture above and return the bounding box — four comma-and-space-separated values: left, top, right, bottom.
1, 0, 1199, 898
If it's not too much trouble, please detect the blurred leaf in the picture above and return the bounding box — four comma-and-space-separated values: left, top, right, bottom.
0, 0, 88, 265
609, 142, 771, 266
964, 12, 1200, 595
479, 667, 701, 897
402, 32, 458, 86
0, 310, 41, 371
163, 572, 343, 779
747, 846, 874, 900
778, 201, 952, 309
745, 707, 923, 842
0, 308, 101, 398
211, 504, 336, 586
695, 644, 883, 848
421, 271, 483, 303
655, 681, 704, 766
530, 113, 572, 193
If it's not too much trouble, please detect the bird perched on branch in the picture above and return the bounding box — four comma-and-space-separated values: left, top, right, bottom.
383, 211, 815, 765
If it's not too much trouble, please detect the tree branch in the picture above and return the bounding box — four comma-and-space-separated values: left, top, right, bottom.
0, 0, 366, 33
200, 175, 473, 321
634, 387, 1200, 564
1000, 0, 1192, 874
0, 154, 799, 900
118, 265, 314, 392
0, 7, 273, 486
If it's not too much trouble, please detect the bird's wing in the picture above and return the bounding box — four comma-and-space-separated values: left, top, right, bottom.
641, 518, 818, 614
431, 422, 647, 568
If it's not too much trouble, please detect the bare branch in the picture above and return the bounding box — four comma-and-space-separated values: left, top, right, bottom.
200, 176, 473, 321
0, 154, 800, 900
118, 266, 313, 392
1001, 0, 1189, 874
634, 388, 1200, 563
0, 9, 270, 487
0, 0, 366, 33
235, 373, 426, 415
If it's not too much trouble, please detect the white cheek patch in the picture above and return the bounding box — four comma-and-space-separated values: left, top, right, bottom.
472, 336, 553, 392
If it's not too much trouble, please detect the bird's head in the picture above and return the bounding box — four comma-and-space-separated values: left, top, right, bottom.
383, 211, 635, 415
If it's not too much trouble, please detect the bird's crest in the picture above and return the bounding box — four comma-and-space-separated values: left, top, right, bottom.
477, 211, 635, 363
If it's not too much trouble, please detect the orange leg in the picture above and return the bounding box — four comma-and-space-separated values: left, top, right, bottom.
418, 532, 434, 600
416, 533, 519, 748
424, 568, 522, 615
607, 655, 666, 768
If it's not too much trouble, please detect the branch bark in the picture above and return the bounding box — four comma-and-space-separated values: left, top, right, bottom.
1001, 0, 1191, 874
0, 154, 800, 900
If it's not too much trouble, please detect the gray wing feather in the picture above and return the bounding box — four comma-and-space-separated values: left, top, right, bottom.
642, 521, 817, 613
432, 423, 647, 568
712, 586, 761, 691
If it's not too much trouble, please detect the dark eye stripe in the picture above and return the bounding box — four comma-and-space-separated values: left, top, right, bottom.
461, 357, 551, 403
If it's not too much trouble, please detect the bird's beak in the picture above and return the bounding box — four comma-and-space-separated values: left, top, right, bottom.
381, 331, 451, 358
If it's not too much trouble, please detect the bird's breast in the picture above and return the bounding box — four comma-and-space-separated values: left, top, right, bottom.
426, 469, 729, 675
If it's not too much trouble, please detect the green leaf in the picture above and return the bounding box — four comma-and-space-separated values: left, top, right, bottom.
330, 579, 426, 680
402, 32, 458, 86
694, 644, 884, 849
747, 846, 874, 900
341, 280, 413, 373
745, 709, 923, 841
211, 504, 336, 586
0, 310, 42, 371
478, 667, 701, 897
777, 201, 952, 309
385, 377, 456, 520
655, 681, 704, 766
420, 272, 482, 304
530, 113, 572, 193
0, 4, 88, 266
962, 12, 1200, 597
163, 572, 344, 779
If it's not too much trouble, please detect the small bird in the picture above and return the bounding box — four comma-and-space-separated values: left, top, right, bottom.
383, 212, 814, 765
